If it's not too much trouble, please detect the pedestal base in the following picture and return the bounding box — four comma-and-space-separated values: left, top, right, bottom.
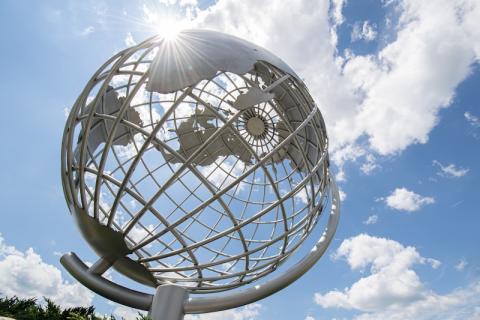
148, 285, 188, 320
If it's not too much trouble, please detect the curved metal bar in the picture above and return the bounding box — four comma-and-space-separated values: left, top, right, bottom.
184, 176, 340, 313
60, 253, 153, 310
132, 106, 321, 253
61, 177, 339, 313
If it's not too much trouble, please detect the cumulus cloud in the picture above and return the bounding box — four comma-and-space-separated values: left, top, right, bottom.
341, 0, 480, 155
0, 234, 94, 308
315, 234, 440, 311
136, 0, 480, 180
196, 0, 480, 158
314, 234, 480, 319
351, 21, 377, 42
192, 0, 359, 151
433, 160, 469, 178
363, 215, 378, 225
353, 283, 480, 320
383, 188, 434, 212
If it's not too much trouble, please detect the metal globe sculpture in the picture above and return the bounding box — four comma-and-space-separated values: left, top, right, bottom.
61, 29, 340, 319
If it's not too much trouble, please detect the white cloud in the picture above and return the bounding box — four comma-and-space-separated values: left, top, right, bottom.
124, 32, 136, 47
315, 234, 440, 311
465, 112, 480, 128
383, 188, 434, 212
193, 0, 360, 151
339, 188, 347, 201
113, 305, 145, 320
63, 107, 71, 119
137, 0, 480, 176
351, 21, 377, 42
0, 234, 94, 308
464, 112, 480, 139
334, 0, 480, 157
331, 0, 347, 26
180, 0, 198, 7
199, 157, 247, 192
78, 26, 94, 36
305, 316, 316, 320
295, 187, 310, 205
336, 170, 346, 183
331, 144, 366, 182
315, 234, 480, 319
341, 0, 480, 155
158, 0, 178, 6
128, 224, 156, 246
455, 259, 468, 272
353, 281, 480, 320
433, 160, 469, 178
363, 215, 378, 225
136, 0, 480, 181
360, 154, 379, 175
185, 303, 261, 320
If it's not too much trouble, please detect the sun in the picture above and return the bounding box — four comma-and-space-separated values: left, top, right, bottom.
144, 9, 189, 41
155, 16, 184, 41
141, 4, 193, 41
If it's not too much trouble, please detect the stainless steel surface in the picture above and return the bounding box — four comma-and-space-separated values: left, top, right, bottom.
60, 178, 339, 312
61, 29, 339, 315
184, 178, 340, 313
149, 285, 188, 320
61, 253, 153, 310
147, 29, 300, 93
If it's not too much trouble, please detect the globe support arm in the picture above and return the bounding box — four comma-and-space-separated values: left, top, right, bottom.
60, 253, 153, 310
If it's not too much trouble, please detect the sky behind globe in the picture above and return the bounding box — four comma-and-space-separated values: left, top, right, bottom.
0, 1, 479, 319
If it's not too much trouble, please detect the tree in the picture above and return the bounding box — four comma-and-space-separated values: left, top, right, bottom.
0, 296, 149, 320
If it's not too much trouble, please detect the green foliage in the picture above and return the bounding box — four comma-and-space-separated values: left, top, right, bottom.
0, 296, 150, 320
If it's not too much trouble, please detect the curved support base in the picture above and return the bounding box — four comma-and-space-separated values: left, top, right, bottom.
61, 255, 188, 319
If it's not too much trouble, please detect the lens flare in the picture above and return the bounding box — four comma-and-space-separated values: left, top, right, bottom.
148, 13, 188, 41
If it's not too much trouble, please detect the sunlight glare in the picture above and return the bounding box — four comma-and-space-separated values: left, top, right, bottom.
142, 4, 192, 41
155, 16, 185, 41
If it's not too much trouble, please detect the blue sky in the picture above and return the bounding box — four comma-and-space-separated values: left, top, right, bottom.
0, 1, 479, 319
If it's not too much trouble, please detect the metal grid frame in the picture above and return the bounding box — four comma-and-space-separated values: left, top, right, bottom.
61, 33, 335, 300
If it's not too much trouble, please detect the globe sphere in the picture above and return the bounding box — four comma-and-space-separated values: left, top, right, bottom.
61, 29, 332, 294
